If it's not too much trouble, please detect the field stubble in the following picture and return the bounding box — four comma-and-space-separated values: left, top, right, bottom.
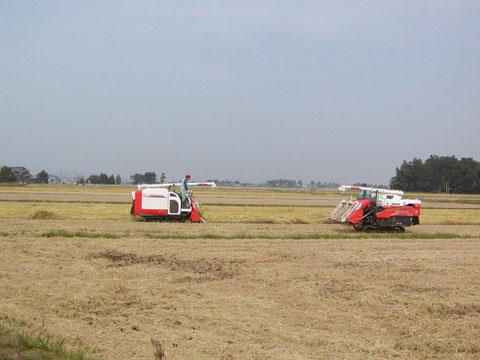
1, 186, 480, 359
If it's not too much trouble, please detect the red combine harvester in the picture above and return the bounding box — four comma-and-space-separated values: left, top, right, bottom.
130, 182, 216, 222
328, 185, 421, 232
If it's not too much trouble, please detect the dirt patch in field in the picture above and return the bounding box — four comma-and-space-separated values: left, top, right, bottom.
89, 250, 239, 279
29, 210, 59, 219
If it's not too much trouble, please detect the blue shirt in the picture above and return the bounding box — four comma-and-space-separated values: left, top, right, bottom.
182, 177, 189, 191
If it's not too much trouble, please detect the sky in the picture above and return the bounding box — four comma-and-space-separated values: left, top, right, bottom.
1, 1, 479, 185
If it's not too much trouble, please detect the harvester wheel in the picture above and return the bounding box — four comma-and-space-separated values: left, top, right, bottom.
394, 227, 405, 233
130, 201, 135, 215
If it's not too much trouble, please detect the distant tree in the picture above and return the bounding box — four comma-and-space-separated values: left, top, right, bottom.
205, 179, 246, 186
98, 173, 109, 184
265, 179, 298, 187
87, 173, 116, 185
457, 157, 480, 193
298, 180, 303, 187
115, 174, 122, 185
160, 172, 166, 184
0, 166, 16, 183
314, 181, 341, 189
390, 160, 414, 191
36, 170, 49, 184
129, 172, 157, 185
130, 173, 145, 185
143, 172, 157, 184
87, 174, 100, 184
391, 155, 480, 193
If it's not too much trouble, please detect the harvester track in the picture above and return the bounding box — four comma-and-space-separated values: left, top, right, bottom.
353, 225, 406, 233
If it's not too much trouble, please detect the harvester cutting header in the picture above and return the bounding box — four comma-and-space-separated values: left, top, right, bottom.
328, 185, 421, 232
131, 181, 216, 222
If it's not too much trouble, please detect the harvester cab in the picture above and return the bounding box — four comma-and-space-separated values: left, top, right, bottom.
130, 182, 217, 222
328, 185, 421, 232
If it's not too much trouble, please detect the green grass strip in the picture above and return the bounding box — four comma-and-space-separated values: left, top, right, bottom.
144, 232, 477, 240
41, 230, 119, 239
0, 321, 97, 360
28, 229, 480, 241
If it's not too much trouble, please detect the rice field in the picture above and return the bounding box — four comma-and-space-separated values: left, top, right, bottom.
0, 185, 479, 360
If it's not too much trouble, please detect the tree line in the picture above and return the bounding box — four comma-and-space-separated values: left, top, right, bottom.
0, 166, 167, 185
130, 172, 166, 185
86, 173, 121, 185
3, 157, 480, 193
390, 155, 480, 193
87, 172, 167, 185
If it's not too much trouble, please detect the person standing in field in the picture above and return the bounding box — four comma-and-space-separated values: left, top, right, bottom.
180, 174, 191, 206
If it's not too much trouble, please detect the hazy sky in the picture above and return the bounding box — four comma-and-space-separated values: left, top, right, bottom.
1, 1, 479, 184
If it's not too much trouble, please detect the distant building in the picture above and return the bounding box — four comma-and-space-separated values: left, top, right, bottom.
72, 177, 85, 185
9, 167, 33, 183
48, 175, 62, 184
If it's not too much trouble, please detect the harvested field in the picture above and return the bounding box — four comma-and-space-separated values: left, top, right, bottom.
0, 185, 480, 360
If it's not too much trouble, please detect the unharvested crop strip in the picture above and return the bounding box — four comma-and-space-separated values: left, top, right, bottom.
0, 199, 129, 204
422, 198, 480, 205
41, 230, 119, 239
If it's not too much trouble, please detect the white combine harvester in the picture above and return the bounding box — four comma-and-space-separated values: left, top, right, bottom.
130, 182, 216, 222
328, 185, 422, 232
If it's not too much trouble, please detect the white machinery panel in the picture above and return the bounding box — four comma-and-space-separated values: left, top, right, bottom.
142, 188, 168, 210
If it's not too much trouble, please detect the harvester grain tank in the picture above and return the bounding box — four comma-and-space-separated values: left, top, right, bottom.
328, 185, 421, 232
131, 182, 216, 222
